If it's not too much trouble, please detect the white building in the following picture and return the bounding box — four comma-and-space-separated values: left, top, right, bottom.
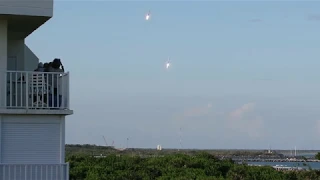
0, 1, 73, 180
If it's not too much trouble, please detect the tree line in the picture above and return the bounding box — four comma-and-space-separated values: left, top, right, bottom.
67, 152, 320, 180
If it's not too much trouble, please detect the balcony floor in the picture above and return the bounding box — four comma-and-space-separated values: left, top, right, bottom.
0, 108, 73, 115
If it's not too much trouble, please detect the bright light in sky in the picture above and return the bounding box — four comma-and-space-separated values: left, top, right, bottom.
166, 62, 170, 69
145, 11, 151, 20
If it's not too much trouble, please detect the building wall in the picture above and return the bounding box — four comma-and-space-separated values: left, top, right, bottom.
0, 19, 7, 71
7, 39, 39, 71
24, 44, 39, 71
0, 0, 53, 17
7, 39, 24, 71
0, 115, 66, 164
0, 19, 7, 107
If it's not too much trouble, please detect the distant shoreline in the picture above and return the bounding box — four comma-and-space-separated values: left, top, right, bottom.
65, 144, 320, 152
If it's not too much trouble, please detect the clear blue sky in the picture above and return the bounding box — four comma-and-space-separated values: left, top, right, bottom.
26, 1, 320, 149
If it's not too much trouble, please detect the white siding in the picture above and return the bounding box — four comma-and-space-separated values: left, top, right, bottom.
24, 44, 39, 71
0, 115, 64, 164
0, 0, 53, 17
7, 38, 39, 71
7, 39, 25, 71
2, 123, 60, 163
1, 164, 69, 180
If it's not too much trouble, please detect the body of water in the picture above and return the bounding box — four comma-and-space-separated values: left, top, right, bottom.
248, 161, 320, 170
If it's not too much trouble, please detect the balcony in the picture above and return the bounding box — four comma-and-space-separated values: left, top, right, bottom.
0, 0, 53, 17
0, 163, 69, 180
0, 71, 72, 114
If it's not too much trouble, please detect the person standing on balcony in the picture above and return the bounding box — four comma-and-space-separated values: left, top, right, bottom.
34, 62, 45, 72
49, 58, 64, 87
48, 59, 65, 107
43, 63, 49, 72
51, 58, 64, 73
44, 62, 52, 72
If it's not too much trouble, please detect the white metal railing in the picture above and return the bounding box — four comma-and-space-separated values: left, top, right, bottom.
0, 163, 69, 180
2, 71, 70, 110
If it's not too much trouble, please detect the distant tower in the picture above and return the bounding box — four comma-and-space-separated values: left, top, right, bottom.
178, 127, 183, 151
0, 1, 73, 179
268, 145, 271, 154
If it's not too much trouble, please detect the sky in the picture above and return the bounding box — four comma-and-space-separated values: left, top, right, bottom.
26, 1, 320, 150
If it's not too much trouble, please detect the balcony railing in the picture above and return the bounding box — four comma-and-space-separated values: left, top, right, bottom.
3, 71, 70, 110
0, 163, 69, 180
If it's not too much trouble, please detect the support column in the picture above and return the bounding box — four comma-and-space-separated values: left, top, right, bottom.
0, 115, 2, 163
0, 19, 7, 108
60, 116, 66, 163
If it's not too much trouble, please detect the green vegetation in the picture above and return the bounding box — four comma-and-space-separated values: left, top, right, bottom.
65, 144, 281, 157
316, 152, 320, 160
66, 145, 320, 180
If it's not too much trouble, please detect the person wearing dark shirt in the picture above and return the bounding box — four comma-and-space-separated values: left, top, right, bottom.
34, 62, 45, 72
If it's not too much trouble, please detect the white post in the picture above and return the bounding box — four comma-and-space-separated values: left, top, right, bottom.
61, 74, 65, 108
67, 72, 70, 109
0, 18, 7, 108
66, 162, 69, 180
0, 116, 2, 162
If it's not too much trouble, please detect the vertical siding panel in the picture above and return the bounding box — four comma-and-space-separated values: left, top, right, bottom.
1, 122, 60, 164
0, 115, 67, 179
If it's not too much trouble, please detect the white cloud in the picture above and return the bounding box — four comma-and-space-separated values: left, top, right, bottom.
229, 102, 255, 119
171, 102, 264, 142
174, 103, 214, 121
226, 102, 264, 138
170, 102, 224, 133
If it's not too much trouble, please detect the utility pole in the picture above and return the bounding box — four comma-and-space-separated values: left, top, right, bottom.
127, 138, 129, 149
